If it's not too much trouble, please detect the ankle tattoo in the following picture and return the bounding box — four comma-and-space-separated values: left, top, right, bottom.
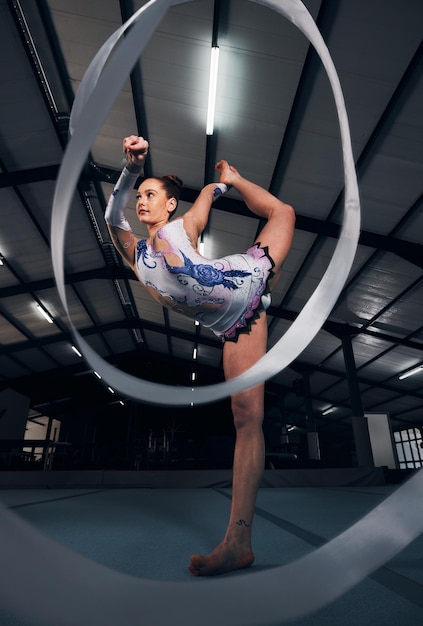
235, 519, 251, 527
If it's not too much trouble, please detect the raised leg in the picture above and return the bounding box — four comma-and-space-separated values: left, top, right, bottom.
215, 160, 295, 283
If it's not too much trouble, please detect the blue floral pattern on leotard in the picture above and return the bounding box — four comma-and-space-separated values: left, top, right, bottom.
164, 251, 251, 290
137, 239, 157, 269
134, 221, 274, 342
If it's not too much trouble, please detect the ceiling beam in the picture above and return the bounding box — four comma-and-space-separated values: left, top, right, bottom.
119, 0, 153, 179
0, 165, 59, 187
2, 156, 421, 266
1, 264, 422, 354
269, 0, 340, 196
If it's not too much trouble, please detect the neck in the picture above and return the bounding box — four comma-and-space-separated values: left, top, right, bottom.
147, 220, 168, 242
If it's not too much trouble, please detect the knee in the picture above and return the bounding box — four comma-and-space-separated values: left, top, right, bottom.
276, 202, 295, 227
231, 398, 263, 432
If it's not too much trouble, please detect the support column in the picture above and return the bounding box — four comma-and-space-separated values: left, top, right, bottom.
303, 373, 320, 462
342, 336, 374, 467
42, 415, 54, 470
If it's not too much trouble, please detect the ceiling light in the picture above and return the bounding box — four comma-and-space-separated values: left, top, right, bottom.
399, 365, 423, 380
36, 303, 54, 324
93, 371, 102, 380
192, 347, 197, 360
107, 386, 115, 394
191, 372, 196, 381
321, 406, 335, 416
132, 328, 144, 343
206, 46, 219, 135
71, 345, 82, 357
0, 253, 4, 266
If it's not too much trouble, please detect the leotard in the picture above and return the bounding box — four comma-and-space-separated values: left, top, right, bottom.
134, 219, 274, 341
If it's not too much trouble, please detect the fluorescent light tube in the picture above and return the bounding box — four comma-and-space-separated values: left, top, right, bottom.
36, 303, 54, 324
206, 46, 219, 135
321, 406, 335, 416
399, 365, 423, 380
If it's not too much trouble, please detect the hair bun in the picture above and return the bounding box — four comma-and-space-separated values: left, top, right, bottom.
162, 174, 183, 190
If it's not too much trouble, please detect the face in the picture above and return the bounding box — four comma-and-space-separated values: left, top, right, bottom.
135, 179, 176, 226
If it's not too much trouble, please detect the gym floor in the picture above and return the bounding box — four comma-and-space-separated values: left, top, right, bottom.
1, 480, 422, 625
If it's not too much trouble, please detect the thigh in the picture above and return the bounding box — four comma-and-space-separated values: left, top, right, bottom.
223, 312, 267, 379
223, 313, 268, 416
255, 208, 295, 287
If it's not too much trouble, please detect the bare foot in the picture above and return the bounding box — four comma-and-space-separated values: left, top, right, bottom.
215, 160, 240, 188
188, 541, 254, 577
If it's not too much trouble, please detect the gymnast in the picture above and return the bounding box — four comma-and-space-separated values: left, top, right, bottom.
105, 135, 295, 576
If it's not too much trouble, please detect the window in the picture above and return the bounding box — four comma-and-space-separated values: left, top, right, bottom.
394, 428, 423, 469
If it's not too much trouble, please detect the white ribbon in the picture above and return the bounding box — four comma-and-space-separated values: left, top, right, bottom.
51, 0, 360, 406
0, 469, 422, 625
1, 3, 422, 625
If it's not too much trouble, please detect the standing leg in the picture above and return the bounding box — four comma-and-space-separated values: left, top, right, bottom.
188, 313, 268, 576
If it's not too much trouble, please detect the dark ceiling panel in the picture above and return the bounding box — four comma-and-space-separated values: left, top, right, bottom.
0, 0, 422, 469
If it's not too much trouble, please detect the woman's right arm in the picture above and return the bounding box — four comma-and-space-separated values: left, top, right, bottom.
105, 136, 148, 266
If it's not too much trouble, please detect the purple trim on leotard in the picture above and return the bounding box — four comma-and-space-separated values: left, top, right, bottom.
221, 242, 274, 342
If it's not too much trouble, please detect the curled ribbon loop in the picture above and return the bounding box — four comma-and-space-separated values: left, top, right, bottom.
51, 0, 360, 405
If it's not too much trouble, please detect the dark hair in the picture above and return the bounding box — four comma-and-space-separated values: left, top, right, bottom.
159, 174, 183, 219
